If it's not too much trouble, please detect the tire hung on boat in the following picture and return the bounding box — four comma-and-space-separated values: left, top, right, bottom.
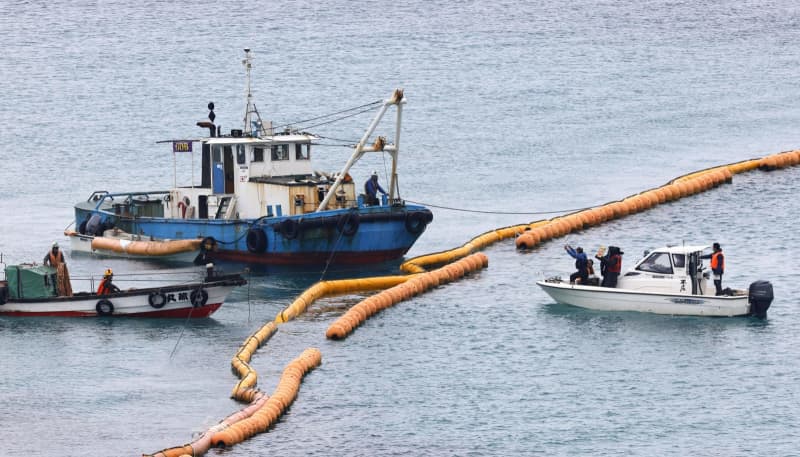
405, 211, 429, 234
280, 219, 300, 240
336, 213, 360, 236
200, 236, 217, 252
190, 288, 208, 308
148, 291, 167, 309
245, 228, 267, 253
96, 299, 114, 316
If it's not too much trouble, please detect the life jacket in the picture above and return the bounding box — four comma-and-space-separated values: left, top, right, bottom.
49, 251, 63, 267
710, 251, 724, 273
607, 254, 622, 273
97, 279, 112, 295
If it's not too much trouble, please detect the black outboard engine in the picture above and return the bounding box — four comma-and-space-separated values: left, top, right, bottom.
748, 280, 774, 319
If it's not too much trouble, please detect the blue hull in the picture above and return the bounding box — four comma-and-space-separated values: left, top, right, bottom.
74, 203, 432, 265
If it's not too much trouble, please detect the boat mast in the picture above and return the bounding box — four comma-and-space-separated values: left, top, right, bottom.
242, 48, 255, 135
316, 89, 405, 212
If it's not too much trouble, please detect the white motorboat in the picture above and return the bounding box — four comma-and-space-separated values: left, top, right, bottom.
0, 262, 245, 318
536, 245, 773, 318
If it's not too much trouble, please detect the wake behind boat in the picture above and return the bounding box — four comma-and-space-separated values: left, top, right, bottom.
0, 262, 245, 318
537, 245, 774, 318
72, 49, 432, 266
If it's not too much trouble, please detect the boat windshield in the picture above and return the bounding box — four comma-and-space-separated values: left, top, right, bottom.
636, 252, 674, 274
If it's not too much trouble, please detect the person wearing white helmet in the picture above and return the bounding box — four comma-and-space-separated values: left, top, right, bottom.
364, 170, 387, 206
43, 241, 65, 267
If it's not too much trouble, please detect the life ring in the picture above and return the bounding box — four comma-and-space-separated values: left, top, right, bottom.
190, 288, 208, 308
280, 219, 300, 240
405, 211, 429, 234
148, 291, 167, 309
336, 213, 360, 236
246, 228, 267, 253
96, 299, 114, 316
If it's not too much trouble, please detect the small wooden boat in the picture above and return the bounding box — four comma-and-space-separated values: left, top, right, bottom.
537, 245, 774, 318
0, 262, 245, 318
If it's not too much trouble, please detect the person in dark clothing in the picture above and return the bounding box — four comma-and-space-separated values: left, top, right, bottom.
596, 246, 623, 288
364, 171, 387, 206
701, 242, 725, 295
565, 245, 588, 284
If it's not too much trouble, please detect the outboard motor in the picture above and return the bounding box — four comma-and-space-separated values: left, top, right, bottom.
748, 280, 774, 319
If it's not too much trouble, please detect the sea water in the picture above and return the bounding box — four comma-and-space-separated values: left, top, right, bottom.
1, 1, 798, 455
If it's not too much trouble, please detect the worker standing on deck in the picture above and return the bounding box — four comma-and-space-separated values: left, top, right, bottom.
364, 171, 387, 206
701, 243, 725, 295
44, 242, 73, 296
597, 246, 623, 288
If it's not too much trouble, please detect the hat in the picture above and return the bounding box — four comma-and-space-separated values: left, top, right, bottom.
104, 269, 113, 277
713, 242, 721, 250
371, 170, 378, 177
52, 241, 59, 248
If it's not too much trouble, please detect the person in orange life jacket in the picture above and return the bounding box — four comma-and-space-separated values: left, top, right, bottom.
565, 245, 588, 284
596, 246, 623, 288
43, 241, 65, 267
701, 242, 725, 295
97, 269, 120, 295
364, 171, 387, 206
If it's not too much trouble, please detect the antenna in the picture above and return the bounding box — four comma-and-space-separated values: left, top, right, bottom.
243, 48, 254, 135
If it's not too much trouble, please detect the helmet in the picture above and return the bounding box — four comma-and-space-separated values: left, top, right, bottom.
104, 269, 113, 277
52, 241, 59, 248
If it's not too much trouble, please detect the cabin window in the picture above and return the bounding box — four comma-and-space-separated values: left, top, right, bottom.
271, 144, 289, 161
236, 145, 246, 164
253, 147, 264, 162
636, 252, 674, 275
296, 143, 310, 160
672, 254, 686, 269
212, 145, 221, 162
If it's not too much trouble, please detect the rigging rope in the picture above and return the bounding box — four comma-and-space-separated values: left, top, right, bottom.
404, 199, 595, 216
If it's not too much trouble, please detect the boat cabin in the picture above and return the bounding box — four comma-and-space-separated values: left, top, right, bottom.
617, 245, 714, 295
165, 129, 357, 222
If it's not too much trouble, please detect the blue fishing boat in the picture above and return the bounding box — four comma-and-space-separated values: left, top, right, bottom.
73, 50, 432, 265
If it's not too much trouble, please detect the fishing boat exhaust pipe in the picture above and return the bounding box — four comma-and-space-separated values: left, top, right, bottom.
748, 280, 773, 319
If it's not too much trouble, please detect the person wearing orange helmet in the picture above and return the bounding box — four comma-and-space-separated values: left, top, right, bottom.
97, 269, 121, 295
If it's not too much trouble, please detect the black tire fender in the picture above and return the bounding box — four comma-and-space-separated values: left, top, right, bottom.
337, 213, 360, 236
96, 299, 114, 316
201, 236, 217, 252
190, 288, 209, 308
148, 291, 167, 309
405, 211, 428, 234
280, 219, 300, 240
246, 228, 267, 253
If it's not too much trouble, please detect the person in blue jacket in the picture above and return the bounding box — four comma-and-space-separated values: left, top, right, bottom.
364, 171, 387, 206
564, 244, 589, 284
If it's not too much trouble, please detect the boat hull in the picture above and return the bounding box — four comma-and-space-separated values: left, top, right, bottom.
74, 203, 432, 265
0, 275, 244, 318
536, 279, 752, 317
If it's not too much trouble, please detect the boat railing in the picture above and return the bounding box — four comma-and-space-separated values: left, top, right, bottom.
88, 190, 171, 211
